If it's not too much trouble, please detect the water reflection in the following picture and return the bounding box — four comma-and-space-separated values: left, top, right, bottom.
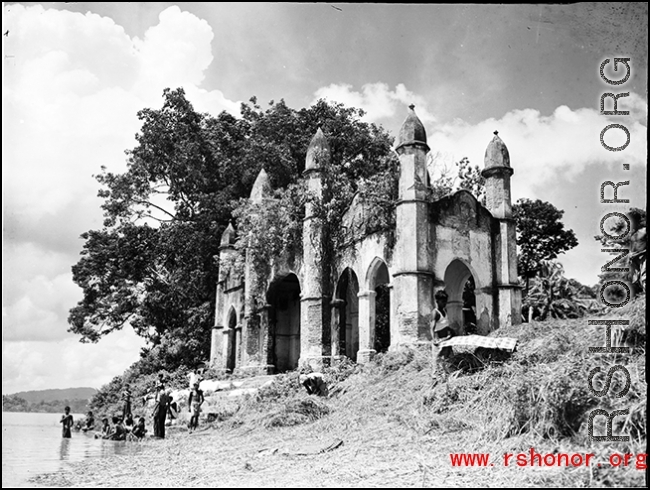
2, 413, 144, 488
59, 438, 71, 460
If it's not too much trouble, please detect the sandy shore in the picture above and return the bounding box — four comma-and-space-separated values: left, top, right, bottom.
30, 417, 646, 488
30, 317, 647, 488
32, 422, 455, 488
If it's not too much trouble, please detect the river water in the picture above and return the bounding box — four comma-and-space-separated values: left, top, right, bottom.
2, 411, 141, 487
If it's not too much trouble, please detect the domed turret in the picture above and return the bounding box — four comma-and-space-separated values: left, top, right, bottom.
249, 168, 273, 202
220, 221, 236, 248
484, 130, 510, 169
305, 127, 330, 171
395, 105, 429, 152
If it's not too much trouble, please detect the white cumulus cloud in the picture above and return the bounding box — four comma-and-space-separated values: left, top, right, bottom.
2, 4, 241, 392
313, 82, 436, 125
2, 329, 144, 394
426, 95, 647, 201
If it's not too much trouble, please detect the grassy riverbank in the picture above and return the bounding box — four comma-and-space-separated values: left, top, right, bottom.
33, 299, 646, 487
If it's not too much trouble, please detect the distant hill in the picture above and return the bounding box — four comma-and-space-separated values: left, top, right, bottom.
3, 387, 97, 414
7, 387, 97, 404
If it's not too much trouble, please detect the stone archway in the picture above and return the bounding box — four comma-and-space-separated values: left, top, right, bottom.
442, 259, 476, 335
226, 307, 238, 373
334, 268, 360, 361
267, 273, 301, 373
367, 258, 391, 354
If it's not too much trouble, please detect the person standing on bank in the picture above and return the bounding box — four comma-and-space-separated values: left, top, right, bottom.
122, 386, 132, 420
431, 290, 455, 341
430, 290, 454, 371
152, 385, 170, 438
187, 369, 203, 390
188, 383, 204, 432
60, 406, 74, 438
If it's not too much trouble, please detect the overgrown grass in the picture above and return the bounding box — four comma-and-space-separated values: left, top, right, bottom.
163, 296, 646, 487
222, 299, 645, 444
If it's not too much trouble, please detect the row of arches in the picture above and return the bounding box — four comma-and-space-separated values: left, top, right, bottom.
224, 258, 480, 373
334, 261, 391, 362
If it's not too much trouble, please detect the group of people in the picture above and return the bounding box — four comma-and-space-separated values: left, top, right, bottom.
94, 413, 147, 441
60, 406, 146, 441
151, 372, 205, 438
61, 292, 474, 442
62, 296, 457, 442
95, 386, 147, 440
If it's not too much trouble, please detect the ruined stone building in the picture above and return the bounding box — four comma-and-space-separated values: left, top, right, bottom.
210, 106, 521, 374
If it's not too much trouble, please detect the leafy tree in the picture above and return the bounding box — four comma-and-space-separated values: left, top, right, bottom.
2, 395, 29, 412
513, 199, 578, 287
69, 88, 396, 372
69, 88, 237, 368
425, 155, 485, 203
456, 157, 486, 204
426, 152, 456, 200
1, 395, 90, 413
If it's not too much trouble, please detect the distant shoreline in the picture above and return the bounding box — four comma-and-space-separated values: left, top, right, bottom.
2, 402, 91, 414
2, 408, 88, 413
3, 389, 94, 414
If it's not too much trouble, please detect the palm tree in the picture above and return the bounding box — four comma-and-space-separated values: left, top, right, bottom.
522, 260, 601, 321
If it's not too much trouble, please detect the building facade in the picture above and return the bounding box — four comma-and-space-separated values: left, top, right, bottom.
210, 106, 521, 373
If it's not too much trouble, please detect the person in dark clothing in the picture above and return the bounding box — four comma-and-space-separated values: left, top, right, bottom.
152, 385, 169, 438
124, 413, 134, 432
188, 383, 204, 432
166, 396, 178, 426
82, 411, 95, 432
299, 373, 328, 396
60, 406, 74, 438
109, 416, 127, 441
95, 418, 111, 439
131, 416, 147, 439
122, 386, 132, 420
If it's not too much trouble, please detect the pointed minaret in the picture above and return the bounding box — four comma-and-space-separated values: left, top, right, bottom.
300, 128, 329, 369
482, 131, 512, 219
392, 105, 435, 346
481, 131, 521, 328
220, 221, 237, 248
242, 168, 275, 371
211, 221, 237, 369
249, 168, 273, 202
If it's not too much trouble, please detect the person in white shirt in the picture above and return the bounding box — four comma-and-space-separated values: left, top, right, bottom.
188, 369, 204, 389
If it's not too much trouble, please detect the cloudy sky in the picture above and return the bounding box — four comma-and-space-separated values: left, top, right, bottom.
2, 3, 647, 394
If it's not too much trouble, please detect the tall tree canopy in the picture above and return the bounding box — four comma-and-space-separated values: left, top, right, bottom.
513, 198, 579, 281
68, 88, 396, 371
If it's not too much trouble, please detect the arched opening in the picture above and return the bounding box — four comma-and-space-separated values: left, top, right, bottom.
368, 259, 391, 353
462, 276, 477, 334
335, 268, 359, 361
226, 308, 238, 373
267, 273, 301, 373
443, 259, 476, 335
